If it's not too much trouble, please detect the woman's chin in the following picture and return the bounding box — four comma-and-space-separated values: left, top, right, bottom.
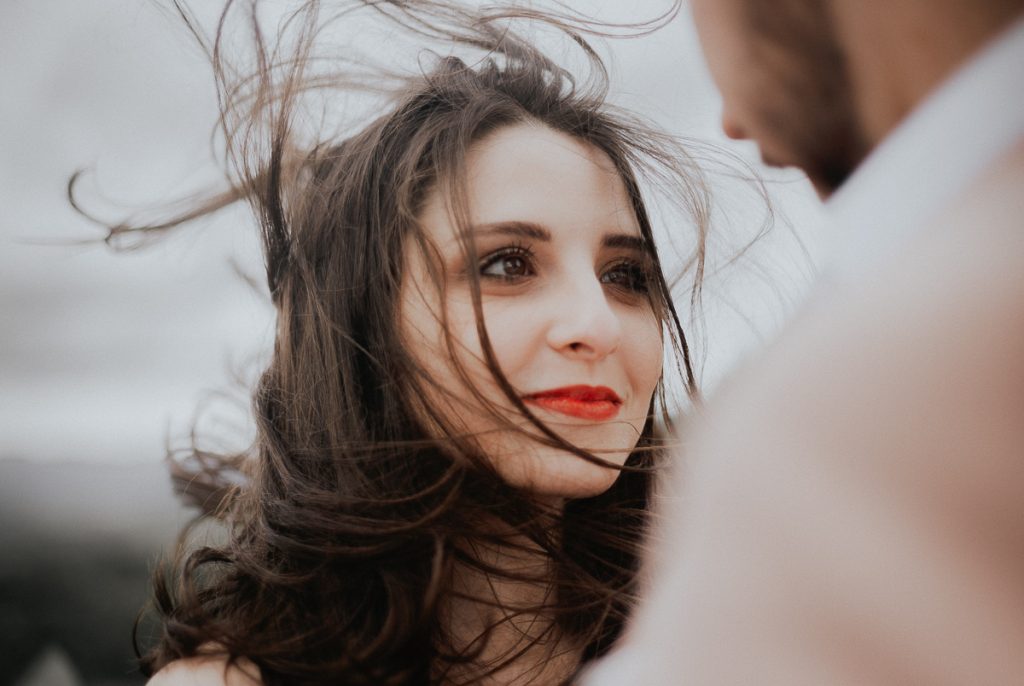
500, 448, 628, 500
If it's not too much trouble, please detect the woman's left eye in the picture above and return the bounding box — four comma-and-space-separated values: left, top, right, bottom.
601, 260, 651, 294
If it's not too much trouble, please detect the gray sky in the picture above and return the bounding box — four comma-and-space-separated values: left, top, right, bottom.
0, 0, 827, 465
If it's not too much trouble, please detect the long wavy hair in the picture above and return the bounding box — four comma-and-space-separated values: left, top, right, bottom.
108, 1, 711, 684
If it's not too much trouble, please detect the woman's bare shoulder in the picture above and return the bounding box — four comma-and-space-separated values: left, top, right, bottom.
147, 655, 263, 686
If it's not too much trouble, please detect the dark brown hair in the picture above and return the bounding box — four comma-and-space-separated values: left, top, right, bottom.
112, 2, 711, 684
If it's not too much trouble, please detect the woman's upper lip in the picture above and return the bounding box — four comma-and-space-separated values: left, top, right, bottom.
522, 385, 622, 404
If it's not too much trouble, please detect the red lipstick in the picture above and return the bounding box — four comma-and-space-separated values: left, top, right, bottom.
523, 385, 622, 421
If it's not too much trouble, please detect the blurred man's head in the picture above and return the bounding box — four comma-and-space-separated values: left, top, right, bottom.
690, 0, 1024, 197
690, 0, 867, 196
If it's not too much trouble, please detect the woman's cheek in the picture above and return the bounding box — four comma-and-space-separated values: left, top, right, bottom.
476, 299, 534, 370
630, 310, 665, 397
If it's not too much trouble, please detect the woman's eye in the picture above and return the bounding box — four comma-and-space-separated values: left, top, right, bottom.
601, 260, 650, 293
480, 248, 534, 280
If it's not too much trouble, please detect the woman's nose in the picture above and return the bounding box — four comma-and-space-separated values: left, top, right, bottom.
545, 277, 622, 361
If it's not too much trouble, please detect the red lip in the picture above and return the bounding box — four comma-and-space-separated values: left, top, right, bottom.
523, 385, 622, 421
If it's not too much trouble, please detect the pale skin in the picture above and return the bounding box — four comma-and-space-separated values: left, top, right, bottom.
148, 124, 662, 685
588, 0, 1024, 683
401, 123, 662, 501
146, 653, 261, 686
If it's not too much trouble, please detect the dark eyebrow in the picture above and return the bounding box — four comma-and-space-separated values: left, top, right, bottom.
603, 234, 649, 253
471, 221, 649, 253
471, 221, 551, 241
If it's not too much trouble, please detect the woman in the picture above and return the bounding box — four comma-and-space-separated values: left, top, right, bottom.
126, 1, 709, 684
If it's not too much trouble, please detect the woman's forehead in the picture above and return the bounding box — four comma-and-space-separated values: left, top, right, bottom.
418, 123, 640, 246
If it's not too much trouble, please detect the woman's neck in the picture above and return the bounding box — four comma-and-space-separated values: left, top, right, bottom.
437, 525, 582, 685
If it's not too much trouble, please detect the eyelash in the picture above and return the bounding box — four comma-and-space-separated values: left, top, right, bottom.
477, 245, 652, 295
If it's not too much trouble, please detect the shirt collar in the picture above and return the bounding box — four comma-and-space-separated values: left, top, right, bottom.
823, 16, 1024, 282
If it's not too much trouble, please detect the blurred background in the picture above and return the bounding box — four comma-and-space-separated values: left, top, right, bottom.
0, 1, 826, 684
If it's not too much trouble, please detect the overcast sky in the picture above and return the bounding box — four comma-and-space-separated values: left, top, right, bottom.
0, 0, 827, 465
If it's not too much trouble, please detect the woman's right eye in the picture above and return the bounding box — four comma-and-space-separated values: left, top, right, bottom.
479, 247, 535, 281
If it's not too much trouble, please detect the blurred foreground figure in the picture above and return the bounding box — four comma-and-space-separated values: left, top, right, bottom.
587, 0, 1024, 684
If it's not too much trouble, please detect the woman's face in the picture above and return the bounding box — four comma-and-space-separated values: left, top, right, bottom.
400, 123, 664, 499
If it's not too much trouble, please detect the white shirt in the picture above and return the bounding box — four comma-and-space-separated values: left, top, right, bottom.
583, 15, 1024, 686
824, 17, 1024, 284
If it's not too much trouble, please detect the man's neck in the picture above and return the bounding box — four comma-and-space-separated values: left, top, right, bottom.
829, 0, 1024, 146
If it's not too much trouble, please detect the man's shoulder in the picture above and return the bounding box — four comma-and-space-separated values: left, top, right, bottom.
762, 139, 1021, 376
703, 137, 1024, 497
944, 136, 1024, 251
627, 139, 1024, 686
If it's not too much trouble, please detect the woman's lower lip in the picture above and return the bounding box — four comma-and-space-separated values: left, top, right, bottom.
525, 397, 621, 421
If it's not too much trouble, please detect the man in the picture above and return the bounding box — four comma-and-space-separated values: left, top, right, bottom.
586, 0, 1024, 683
